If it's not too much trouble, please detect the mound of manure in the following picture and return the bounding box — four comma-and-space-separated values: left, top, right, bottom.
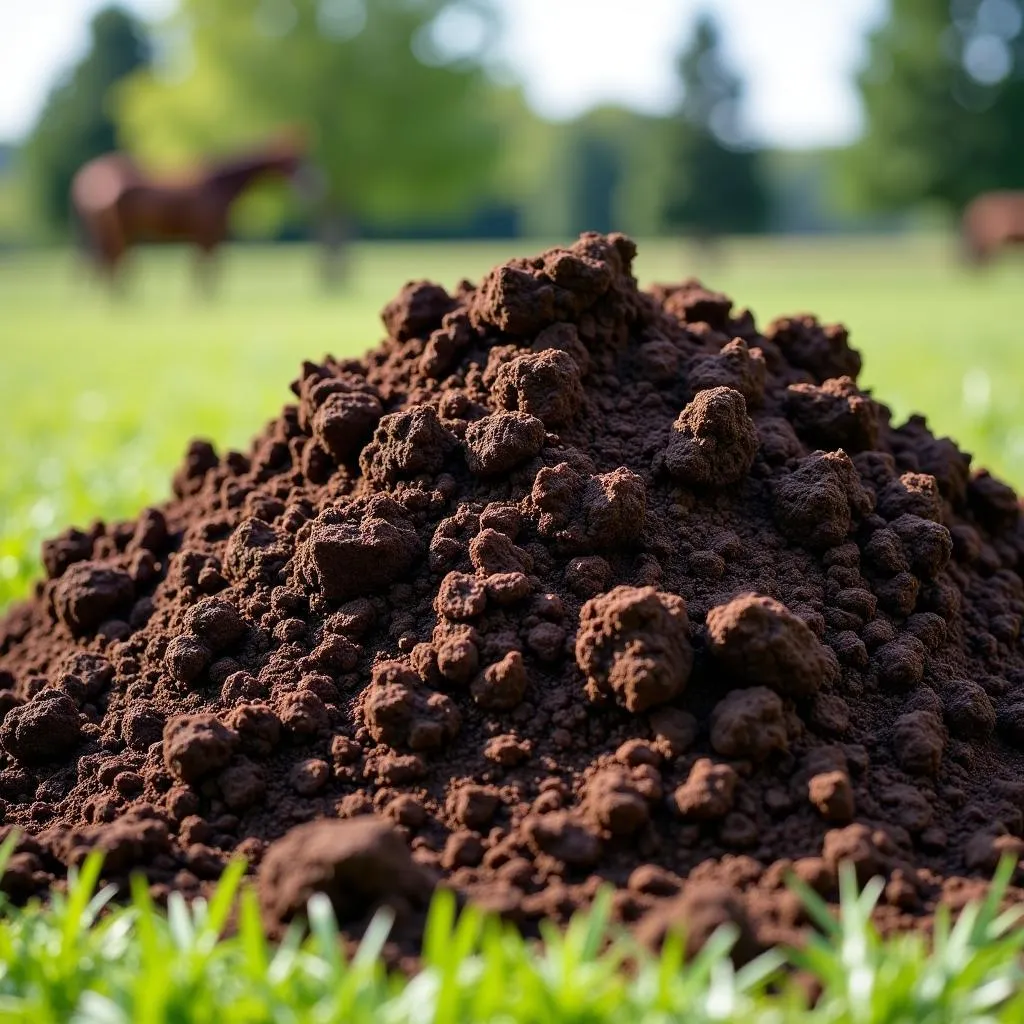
3, 233, 1023, 954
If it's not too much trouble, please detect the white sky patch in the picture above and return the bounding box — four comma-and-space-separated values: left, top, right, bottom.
497, 0, 887, 146
0, 0, 174, 141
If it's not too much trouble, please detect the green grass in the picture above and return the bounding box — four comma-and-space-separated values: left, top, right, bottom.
0, 825, 1022, 1023
2, 236, 1024, 606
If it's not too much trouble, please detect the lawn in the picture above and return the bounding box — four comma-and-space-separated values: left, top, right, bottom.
2, 236, 1023, 607
2, 236, 1024, 1019
1, 838, 1024, 1022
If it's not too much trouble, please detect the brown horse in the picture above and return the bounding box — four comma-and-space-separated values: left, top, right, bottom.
962, 191, 1024, 264
71, 138, 305, 286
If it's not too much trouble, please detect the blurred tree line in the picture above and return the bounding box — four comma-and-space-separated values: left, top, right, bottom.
5, 0, 1024, 248
21, 8, 150, 232
7, 1, 772, 246
846, 0, 1024, 211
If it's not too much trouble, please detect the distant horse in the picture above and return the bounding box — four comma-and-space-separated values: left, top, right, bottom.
961, 191, 1024, 264
71, 137, 305, 287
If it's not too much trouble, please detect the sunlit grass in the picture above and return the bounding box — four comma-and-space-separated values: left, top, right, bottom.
1, 236, 1023, 608
0, 825, 1020, 1022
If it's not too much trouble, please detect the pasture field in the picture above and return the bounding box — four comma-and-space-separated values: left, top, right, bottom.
1, 235, 1022, 609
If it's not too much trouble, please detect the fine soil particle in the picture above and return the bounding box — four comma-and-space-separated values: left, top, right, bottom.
3, 233, 1024, 953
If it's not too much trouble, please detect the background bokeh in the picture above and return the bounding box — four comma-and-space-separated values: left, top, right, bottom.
1, 0, 1023, 606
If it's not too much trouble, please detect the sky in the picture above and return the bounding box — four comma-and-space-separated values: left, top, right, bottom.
0, 0, 888, 148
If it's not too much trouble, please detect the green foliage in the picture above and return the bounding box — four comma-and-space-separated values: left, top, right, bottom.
848, 0, 1024, 213
789, 857, 1024, 1021
118, 0, 501, 230
567, 134, 621, 236
0, 828, 1021, 1021
509, 106, 673, 239
0, 168, 35, 246
661, 12, 768, 237
763, 149, 874, 234
21, 7, 150, 231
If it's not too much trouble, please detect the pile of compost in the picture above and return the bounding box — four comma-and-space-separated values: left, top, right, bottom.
2, 233, 1024, 954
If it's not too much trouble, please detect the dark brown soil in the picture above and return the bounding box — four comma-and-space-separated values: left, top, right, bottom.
3, 233, 1024, 954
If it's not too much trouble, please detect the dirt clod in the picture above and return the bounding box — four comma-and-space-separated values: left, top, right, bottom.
705, 593, 837, 698
258, 817, 435, 930
0, 692, 81, 764
576, 585, 693, 712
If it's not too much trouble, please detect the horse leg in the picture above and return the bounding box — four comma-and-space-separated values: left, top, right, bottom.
192, 208, 227, 298
71, 210, 100, 283
76, 213, 107, 278
92, 208, 129, 294
193, 239, 222, 299
959, 211, 994, 268
960, 230, 986, 267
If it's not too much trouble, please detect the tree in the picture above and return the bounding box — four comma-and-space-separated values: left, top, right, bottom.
22, 7, 149, 231
117, 0, 501, 268
847, 0, 1024, 213
567, 134, 621, 236
661, 12, 767, 240
504, 106, 673, 240
560, 109, 672, 238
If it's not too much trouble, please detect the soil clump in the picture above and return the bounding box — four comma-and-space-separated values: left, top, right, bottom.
3, 233, 1024, 952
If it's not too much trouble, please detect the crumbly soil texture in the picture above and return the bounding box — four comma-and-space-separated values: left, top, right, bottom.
3, 233, 1024, 955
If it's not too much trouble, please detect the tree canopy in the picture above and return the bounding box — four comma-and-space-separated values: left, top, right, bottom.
847, 0, 1024, 212
118, 0, 501, 228
661, 12, 767, 237
22, 6, 150, 230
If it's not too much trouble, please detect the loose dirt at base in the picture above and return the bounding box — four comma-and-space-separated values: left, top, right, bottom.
3, 233, 1024, 956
